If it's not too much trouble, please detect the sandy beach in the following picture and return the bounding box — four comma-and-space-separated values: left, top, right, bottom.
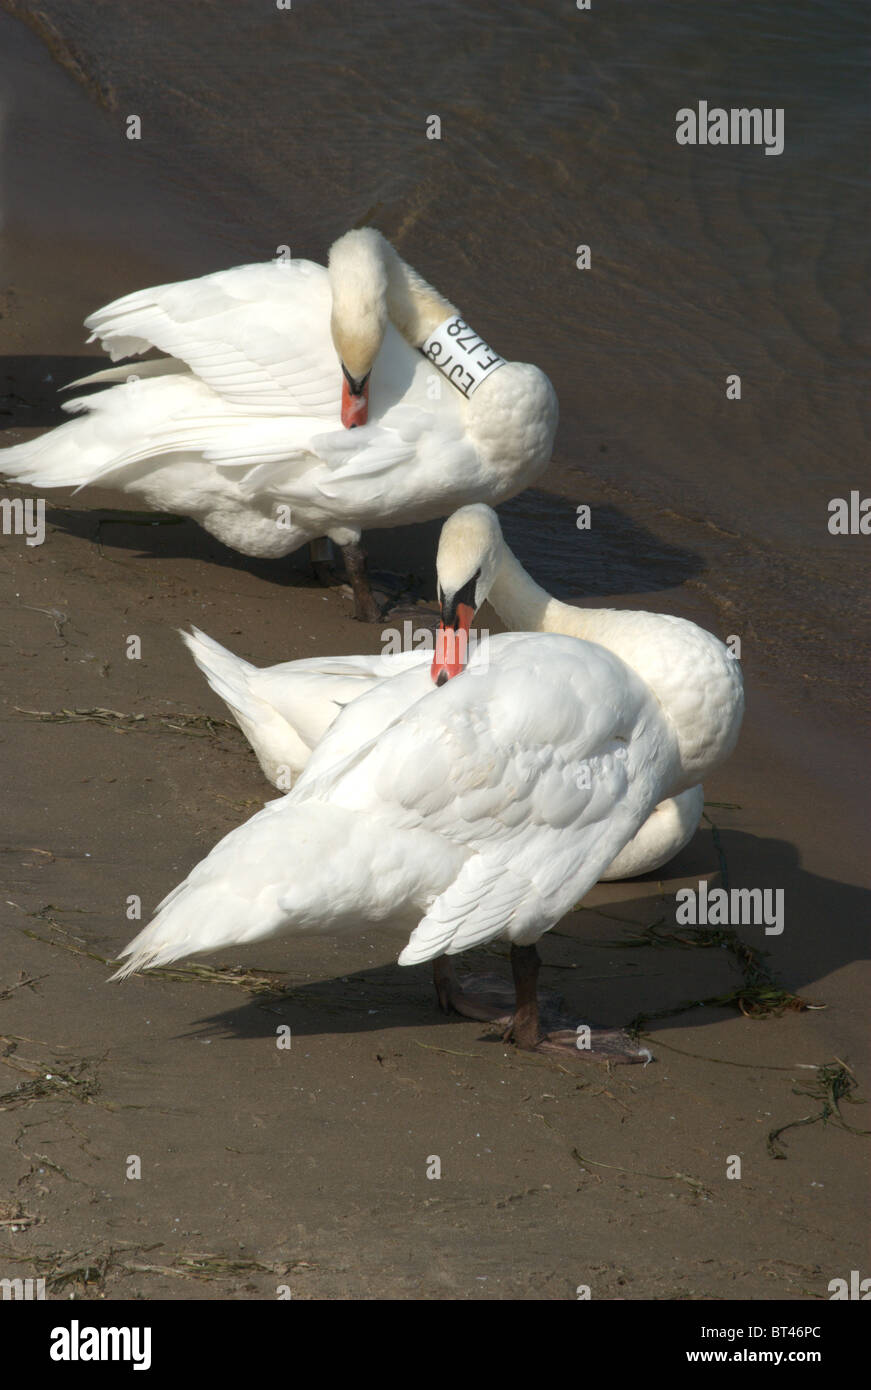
0, 2, 868, 1301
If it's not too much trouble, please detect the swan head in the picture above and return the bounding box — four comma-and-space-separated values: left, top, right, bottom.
431, 505, 504, 685
328, 229, 390, 428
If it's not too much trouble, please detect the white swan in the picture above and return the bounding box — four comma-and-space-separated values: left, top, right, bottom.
0, 229, 558, 620
114, 629, 693, 1063
181, 504, 741, 876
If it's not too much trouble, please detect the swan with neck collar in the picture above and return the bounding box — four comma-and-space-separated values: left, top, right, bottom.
182, 505, 741, 879
0, 230, 557, 621
328, 227, 459, 423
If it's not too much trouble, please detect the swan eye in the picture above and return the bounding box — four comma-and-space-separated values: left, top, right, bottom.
442, 569, 481, 627
464, 568, 482, 609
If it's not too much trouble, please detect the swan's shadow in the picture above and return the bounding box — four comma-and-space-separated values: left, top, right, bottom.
0, 354, 106, 431
498, 490, 705, 598
37, 494, 705, 597
175, 828, 869, 1053
9, 490, 706, 605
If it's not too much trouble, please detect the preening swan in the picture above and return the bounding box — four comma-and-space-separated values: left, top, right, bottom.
114, 630, 687, 1063
0, 229, 558, 620
182, 504, 741, 876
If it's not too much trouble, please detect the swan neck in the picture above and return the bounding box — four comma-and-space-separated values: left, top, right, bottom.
489, 545, 564, 630
382, 243, 458, 347
489, 544, 617, 643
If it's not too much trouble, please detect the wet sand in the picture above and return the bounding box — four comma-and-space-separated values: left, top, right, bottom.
0, 7, 868, 1299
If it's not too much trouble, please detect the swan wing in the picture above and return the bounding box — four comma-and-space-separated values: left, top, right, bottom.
302, 634, 673, 961
84, 261, 343, 416
7, 263, 476, 515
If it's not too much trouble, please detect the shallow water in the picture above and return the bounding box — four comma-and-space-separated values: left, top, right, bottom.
1, 0, 868, 708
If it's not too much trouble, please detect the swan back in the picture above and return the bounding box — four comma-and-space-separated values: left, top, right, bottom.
537, 606, 744, 788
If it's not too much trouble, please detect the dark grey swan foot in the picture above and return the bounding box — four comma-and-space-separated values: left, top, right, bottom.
432, 949, 652, 1066
507, 944, 652, 1065
511, 1023, 652, 1065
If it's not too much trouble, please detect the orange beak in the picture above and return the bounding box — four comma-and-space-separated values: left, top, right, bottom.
341, 375, 369, 429
431, 603, 475, 686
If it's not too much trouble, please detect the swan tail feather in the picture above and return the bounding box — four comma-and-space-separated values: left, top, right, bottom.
179, 626, 298, 785
1, 374, 214, 491
109, 800, 310, 978
0, 411, 108, 488
109, 802, 445, 979
180, 626, 260, 720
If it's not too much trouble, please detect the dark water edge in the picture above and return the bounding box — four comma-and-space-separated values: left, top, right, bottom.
0, 0, 869, 722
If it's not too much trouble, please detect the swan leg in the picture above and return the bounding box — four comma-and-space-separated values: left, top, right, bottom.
507, 944, 652, 1066
340, 539, 382, 623
310, 536, 334, 587
508, 945, 542, 1048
